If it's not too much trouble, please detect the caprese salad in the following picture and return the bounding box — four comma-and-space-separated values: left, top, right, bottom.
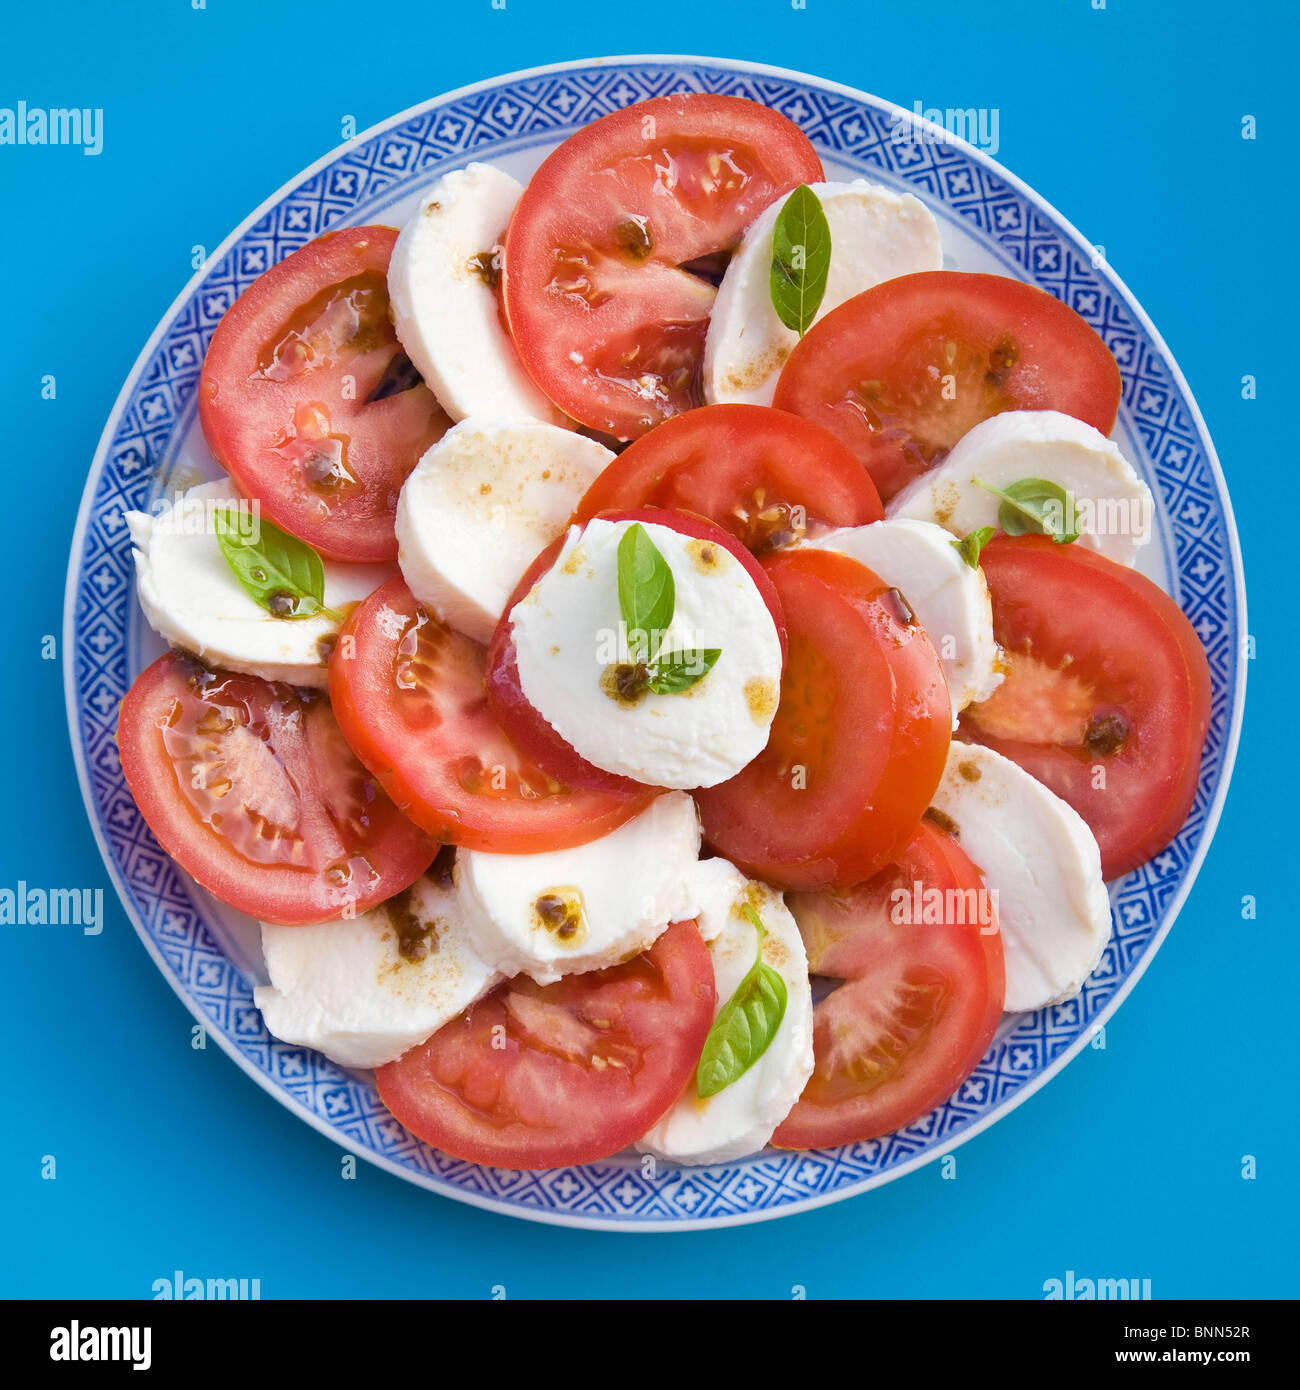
116, 92, 1212, 1171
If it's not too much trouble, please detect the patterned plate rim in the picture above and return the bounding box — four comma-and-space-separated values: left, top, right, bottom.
63, 54, 1247, 1232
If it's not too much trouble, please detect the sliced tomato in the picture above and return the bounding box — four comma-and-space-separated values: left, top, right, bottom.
772, 271, 1123, 501
959, 536, 1212, 879
485, 507, 787, 791
573, 405, 883, 552
328, 576, 654, 852
376, 920, 715, 1168
502, 94, 824, 440
695, 549, 950, 890
117, 651, 436, 925
774, 821, 1005, 1148
199, 226, 449, 563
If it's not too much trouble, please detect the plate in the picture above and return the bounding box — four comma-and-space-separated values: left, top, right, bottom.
64, 55, 1245, 1230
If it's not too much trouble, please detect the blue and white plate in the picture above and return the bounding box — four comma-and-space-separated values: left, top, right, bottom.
64, 56, 1245, 1230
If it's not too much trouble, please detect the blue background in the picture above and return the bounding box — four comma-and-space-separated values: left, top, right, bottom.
1, 0, 1292, 1298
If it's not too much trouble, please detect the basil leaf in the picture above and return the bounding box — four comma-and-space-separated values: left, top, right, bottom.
213, 507, 340, 621
647, 648, 721, 695
616, 523, 675, 661
696, 902, 789, 1099
975, 477, 1080, 545
769, 184, 832, 337
952, 525, 996, 569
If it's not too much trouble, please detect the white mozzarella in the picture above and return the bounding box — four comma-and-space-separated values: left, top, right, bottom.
395, 417, 614, 645
808, 518, 1003, 725
457, 792, 702, 984
510, 518, 784, 789
703, 179, 942, 407
126, 480, 392, 687
254, 868, 502, 1069
388, 163, 567, 425
930, 743, 1112, 1012
887, 410, 1155, 567
680, 855, 749, 943
636, 860, 814, 1166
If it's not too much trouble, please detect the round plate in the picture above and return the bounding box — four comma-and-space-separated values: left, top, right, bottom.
64, 55, 1245, 1230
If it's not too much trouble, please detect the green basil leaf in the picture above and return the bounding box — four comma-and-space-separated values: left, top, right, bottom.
951, 525, 996, 569
647, 648, 721, 695
616, 522, 675, 661
974, 477, 1080, 545
696, 902, 789, 1099
769, 184, 832, 337
213, 506, 340, 621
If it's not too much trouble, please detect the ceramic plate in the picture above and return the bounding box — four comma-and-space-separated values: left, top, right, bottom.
64, 55, 1245, 1230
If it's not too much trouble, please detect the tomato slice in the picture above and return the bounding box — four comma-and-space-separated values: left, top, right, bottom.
375, 920, 715, 1168
502, 94, 824, 440
485, 507, 787, 792
117, 651, 436, 925
695, 549, 950, 890
774, 821, 1005, 1148
959, 536, 1212, 879
772, 271, 1123, 501
328, 576, 655, 852
574, 404, 883, 552
199, 226, 449, 563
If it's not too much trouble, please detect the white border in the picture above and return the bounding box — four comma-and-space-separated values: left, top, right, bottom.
63, 54, 1247, 1234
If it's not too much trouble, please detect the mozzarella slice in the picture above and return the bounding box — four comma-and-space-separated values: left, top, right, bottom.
457, 792, 701, 984
510, 517, 784, 789
930, 743, 1112, 1012
126, 479, 392, 687
888, 410, 1155, 567
680, 855, 748, 943
395, 417, 614, 644
636, 859, 814, 1166
254, 867, 502, 1069
808, 518, 1002, 725
389, 163, 567, 425
704, 179, 942, 407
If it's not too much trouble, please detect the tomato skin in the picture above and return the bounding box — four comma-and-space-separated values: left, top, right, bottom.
118, 651, 437, 925
696, 549, 950, 890
774, 822, 1005, 1149
375, 920, 716, 1169
329, 577, 655, 853
773, 271, 1123, 500
199, 226, 449, 563
960, 536, 1212, 879
486, 507, 788, 791
574, 405, 883, 551
502, 95, 824, 440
